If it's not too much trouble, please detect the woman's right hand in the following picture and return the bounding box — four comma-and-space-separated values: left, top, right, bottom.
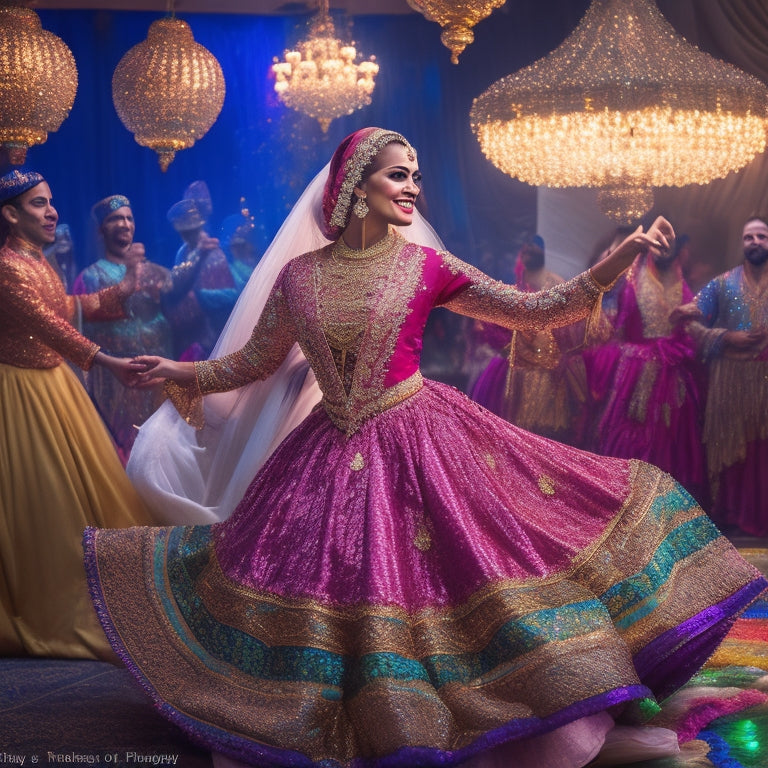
129, 355, 196, 386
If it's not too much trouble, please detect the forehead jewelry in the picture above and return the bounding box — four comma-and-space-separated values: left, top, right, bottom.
330, 130, 416, 231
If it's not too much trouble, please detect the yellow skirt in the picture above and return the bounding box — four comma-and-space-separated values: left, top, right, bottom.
0, 362, 153, 660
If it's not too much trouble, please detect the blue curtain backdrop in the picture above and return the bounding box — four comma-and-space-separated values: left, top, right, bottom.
20, 3, 590, 273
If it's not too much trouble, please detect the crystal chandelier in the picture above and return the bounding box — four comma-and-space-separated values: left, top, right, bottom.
112, 16, 225, 172
406, 0, 507, 64
271, 0, 378, 133
0, 5, 77, 165
470, 0, 768, 222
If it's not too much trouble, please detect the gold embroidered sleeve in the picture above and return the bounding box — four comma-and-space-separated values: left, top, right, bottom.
76, 284, 127, 322
440, 253, 603, 331
165, 286, 297, 429
0, 258, 100, 369
685, 319, 728, 360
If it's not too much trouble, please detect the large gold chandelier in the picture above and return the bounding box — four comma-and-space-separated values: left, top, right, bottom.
0, 5, 77, 164
406, 0, 507, 65
272, 0, 378, 133
112, 16, 225, 171
470, 0, 768, 222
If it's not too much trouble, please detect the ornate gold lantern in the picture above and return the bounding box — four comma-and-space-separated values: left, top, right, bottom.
0, 5, 77, 165
112, 17, 226, 172
271, 0, 378, 133
406, 0, 507, 64
470, 0, 768, 222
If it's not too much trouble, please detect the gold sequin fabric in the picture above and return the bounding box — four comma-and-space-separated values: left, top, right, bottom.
0, 239, 125, 370
633, 258, 684, 338
440, 252, 602, 332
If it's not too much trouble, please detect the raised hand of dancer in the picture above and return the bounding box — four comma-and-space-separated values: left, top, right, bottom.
590, 216, 675, 288
198, 235, 221, 254
129, 355, 196, 388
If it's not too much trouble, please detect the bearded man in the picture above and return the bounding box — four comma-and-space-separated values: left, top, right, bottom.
681, 216, 768, 535
73, 195, 173, 463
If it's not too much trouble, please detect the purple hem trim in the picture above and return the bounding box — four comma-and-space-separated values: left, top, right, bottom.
83, 530, 648, 767
84, 529, 767, 768
633, 577, 768, 699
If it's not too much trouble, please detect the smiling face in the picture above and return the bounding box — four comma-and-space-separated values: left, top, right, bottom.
355, 142, 422, 229
100, 206, 135, 255
1, 182, 58, 248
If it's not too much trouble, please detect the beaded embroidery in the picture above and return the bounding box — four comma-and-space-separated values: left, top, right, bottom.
0, 239, 124, 371
171, 238, 611, 438
538, 475, 556, 496
329, 130, 415, 231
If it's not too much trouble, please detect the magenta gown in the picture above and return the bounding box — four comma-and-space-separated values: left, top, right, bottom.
582, 256, 709, 506
85, 232, 766, 767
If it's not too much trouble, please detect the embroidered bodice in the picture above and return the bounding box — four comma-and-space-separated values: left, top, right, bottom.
0, 239, 126, 370
611, 256, 691, 343
632, 258, 687, 338
179, 232, 602, 434
695, 265, 768, 332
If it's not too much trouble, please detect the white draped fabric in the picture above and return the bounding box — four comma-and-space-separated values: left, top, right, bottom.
127, 160, 446, 524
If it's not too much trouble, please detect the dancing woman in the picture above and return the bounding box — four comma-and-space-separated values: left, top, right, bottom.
86, 129, 766, 767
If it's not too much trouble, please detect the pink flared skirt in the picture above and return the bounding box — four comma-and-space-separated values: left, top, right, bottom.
85, 380, 767, 767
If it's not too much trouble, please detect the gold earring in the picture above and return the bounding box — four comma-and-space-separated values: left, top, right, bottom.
353, 196, 368, 219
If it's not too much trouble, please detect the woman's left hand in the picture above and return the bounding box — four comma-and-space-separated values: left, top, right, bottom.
591, 216, 675, 287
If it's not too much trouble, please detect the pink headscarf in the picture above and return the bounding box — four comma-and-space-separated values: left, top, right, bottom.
321, 127, 414, 240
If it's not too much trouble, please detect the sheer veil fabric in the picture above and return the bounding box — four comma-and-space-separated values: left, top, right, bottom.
127, 161, 447, 524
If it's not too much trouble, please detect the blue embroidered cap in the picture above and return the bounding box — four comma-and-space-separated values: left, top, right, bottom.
167, 198, 206, 231
0, 169, 45, 205
92, 194, 131, 225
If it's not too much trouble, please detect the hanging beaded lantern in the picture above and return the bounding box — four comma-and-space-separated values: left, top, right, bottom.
272, 0, 378, 133
0, 6, 77, 164
112, 17, 225, 172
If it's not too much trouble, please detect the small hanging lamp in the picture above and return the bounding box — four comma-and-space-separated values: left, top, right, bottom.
271, 0, 379, 133
406, 0, 506, 64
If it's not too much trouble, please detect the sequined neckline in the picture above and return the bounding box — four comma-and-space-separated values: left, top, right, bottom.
6, 236, 43, 261
742, 264, 768, 298
332, 229, 398, 262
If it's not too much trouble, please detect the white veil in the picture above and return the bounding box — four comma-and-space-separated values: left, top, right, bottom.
128, 159, 446, 524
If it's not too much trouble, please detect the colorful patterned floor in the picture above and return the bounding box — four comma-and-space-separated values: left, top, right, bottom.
628, 548, 768, 768
1, 550, 766, 768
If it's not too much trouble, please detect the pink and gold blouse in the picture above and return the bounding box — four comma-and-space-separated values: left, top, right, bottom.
172, 231, 603, 434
